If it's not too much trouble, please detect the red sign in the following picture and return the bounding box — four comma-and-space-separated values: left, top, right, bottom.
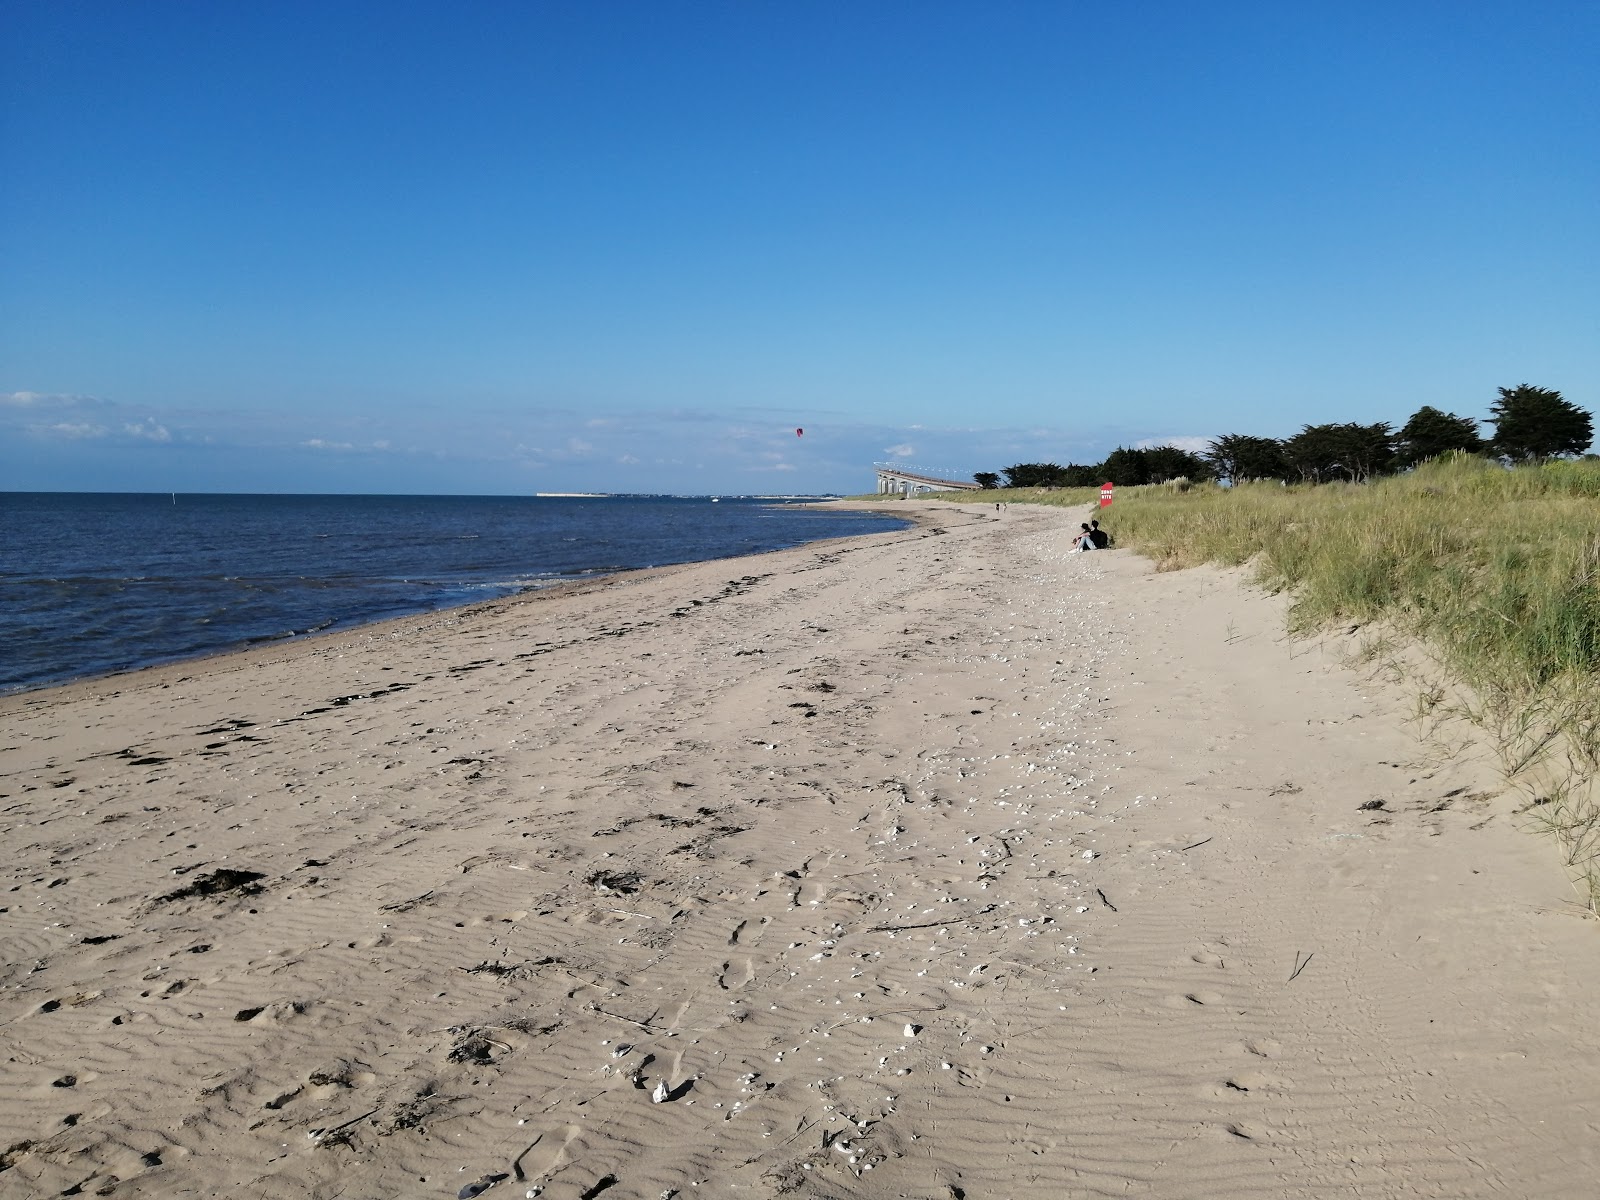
1099, 482, 1114, 507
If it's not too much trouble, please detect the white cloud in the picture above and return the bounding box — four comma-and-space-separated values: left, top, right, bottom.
885, 443, 916, 458
5, 390, 107, 410
124, 419, 171, 442
48, 421, 109, 438
618, 453, 640, 464
1136, 435, 1213, 454
298, 437, 395, 454
8, 394, 182, 445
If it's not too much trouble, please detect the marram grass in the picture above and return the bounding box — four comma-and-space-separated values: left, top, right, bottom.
934, 456, 1600, 908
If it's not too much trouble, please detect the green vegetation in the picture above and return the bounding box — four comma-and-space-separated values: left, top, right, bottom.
992, 445, 1211, 489
1490, 384, 1595, 462
974, 383, 1591, 490
937, 454, 1600, 909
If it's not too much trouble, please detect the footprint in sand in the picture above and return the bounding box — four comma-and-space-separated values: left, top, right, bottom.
473, 909, 528, 926
718, 958, 755, 990
263, 1085, 303, 1110
1164, 989, 1224, 1008
516, 1123, 582, 1183
1205, 1070, 1275, 1099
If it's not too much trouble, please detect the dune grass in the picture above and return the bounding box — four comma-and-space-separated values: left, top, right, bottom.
938, 457, 1600, 908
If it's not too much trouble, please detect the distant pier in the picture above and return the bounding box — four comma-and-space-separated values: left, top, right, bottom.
873, 463, 982, 495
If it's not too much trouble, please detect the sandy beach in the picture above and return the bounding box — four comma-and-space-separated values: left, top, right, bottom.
3, 500, 1599, 1199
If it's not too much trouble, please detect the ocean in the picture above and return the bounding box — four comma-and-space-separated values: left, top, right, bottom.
0, 493, 910, 693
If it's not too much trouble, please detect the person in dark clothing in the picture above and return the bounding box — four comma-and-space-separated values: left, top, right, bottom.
1089, 519, 1110, 549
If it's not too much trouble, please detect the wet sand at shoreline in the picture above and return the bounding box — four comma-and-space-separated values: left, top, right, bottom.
3, 500, 1598, 1198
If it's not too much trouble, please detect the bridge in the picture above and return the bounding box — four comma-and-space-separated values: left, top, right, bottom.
873, 462, 982, 495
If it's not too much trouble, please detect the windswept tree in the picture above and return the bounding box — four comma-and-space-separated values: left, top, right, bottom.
973, 472, 1001, 490
1205, 434, 1287, 483
1142, 444, 1215, 483
1059, 463, 1104, 487
1283, 425, 1342, 483
1099, 447, 1150, 486
1396, 406, 1482, 467
1284, 422, 1394, 483
1099, 445, 1213, 486
1001, 462, 1067, 488
1337, 422, 1397, 480
1489, 385, 1593, 461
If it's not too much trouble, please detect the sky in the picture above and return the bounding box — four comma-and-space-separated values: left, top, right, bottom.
2, 1, 1596, 495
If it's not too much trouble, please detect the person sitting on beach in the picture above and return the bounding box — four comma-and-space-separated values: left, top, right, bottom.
1089, 519, 1110, 549
1075, 523, 1096, 551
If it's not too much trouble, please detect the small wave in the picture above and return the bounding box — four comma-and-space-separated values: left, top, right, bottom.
2, 494, 914, 693
445, 578, 555, 591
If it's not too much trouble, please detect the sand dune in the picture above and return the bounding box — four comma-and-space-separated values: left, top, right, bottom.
3, 501, 1598, 1199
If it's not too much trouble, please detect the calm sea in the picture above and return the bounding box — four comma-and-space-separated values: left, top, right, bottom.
0, 493, 909, 693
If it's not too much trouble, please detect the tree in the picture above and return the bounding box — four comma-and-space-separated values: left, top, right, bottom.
1283, 425, 1342, 483
1283, 422, 1394, 483
1334, 422, 1397, 481
973, 472, 1001, 490
1141, 445, 1215, 483
1100, 447, 1150, 486
1206, 433, 1287, 483
1489, 385, 1593, 461
1396, 406, 1482, 467
1001, 463, 1067, 488
1096, 446, 1213, 487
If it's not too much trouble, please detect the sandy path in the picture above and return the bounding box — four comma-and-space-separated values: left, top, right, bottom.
2, 501, 1597, 1199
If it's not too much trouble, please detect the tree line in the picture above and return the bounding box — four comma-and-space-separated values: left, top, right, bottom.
974, 384, 1594, 489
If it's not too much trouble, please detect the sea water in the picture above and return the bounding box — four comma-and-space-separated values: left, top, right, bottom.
0, 493, 910, 693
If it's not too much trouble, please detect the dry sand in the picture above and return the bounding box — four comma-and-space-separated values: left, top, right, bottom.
3, 500, 1599, 1199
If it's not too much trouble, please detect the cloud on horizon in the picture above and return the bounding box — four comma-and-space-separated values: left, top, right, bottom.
48, 421, 110, 439
3, 385, 1207, 492
3, 390, 107, 409
124, 419, 172, 443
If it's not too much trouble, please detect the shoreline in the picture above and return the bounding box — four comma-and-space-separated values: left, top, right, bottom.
3, 500, 1597, 1197
1, 500, 925, 705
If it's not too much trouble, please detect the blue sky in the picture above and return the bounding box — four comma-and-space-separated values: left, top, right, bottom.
3, 1, 1596, 494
